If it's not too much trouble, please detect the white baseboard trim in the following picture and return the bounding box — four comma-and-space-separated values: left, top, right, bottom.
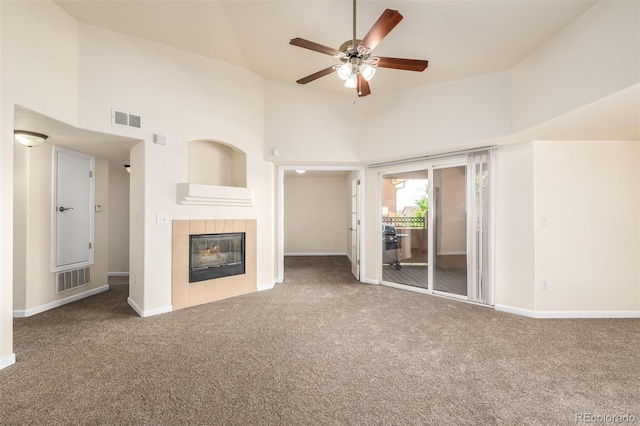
495, 304, 640, 319
108, 272, 129, 277
284, 252, 348, 256
258, 281, 276, 291
13, 285, 110, 318
127, 297, 143, 316
127, 297, 172, 318
1, 353, 16, 370
361, 278, 379, 285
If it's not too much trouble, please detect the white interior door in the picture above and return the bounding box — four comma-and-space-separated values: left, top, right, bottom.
53, 147, 94, 271
350, 177, 360, 279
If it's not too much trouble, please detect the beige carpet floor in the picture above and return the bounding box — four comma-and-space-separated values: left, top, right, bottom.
1, 256, 638, 425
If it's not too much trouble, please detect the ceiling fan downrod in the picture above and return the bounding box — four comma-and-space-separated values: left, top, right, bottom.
352, 0, 357, 51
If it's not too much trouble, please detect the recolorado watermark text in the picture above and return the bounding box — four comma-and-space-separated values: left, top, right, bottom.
576, 413, 637, 424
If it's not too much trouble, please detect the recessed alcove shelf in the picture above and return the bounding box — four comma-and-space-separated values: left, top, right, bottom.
176, 183, 254, 206
180, 139, 251, 206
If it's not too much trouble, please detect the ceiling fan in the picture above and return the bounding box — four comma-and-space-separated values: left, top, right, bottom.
289, 0, 429, 97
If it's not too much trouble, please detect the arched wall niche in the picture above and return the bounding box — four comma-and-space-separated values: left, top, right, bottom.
187, 140, 247, 188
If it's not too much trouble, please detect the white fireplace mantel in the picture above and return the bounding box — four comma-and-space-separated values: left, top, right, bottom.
176, 183, 254, 207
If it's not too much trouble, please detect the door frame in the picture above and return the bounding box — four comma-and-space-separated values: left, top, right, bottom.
350, 175, 360, 280
276, 165, 366, 283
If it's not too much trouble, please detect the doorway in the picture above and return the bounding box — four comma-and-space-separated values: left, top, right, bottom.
276, 166, 365, 284
12, 105, 138, 317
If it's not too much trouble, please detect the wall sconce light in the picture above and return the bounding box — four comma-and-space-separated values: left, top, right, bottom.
14, 130, 48, 147
124, 164, 131, 173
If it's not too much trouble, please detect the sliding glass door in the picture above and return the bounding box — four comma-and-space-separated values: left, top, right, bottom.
381, 171, 429, 288
380, 161, 468, 299
379, 151, 494, 303
432, 165, 467, 298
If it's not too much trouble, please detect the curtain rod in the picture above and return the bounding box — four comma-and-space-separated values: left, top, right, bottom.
367, 145, 499, 169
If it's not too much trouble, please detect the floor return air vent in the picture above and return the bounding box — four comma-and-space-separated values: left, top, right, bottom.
56, 267, 91, 293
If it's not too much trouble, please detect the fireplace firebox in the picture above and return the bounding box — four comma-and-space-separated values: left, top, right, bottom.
189, 233, 245, 283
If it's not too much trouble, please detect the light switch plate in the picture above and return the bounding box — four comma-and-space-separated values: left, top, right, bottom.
156, 213, 169, 225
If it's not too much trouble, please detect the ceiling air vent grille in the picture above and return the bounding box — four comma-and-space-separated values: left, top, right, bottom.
111, 108, 143, 129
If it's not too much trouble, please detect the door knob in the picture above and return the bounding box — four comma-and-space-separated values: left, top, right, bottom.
58, 206, 74, 212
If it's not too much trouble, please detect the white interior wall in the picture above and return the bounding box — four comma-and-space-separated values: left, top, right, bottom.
511, 1, 640, 132
12, 144, 27, 311
264, 81, 361, 164
12, 144, 110, 314
494, 143, 536, 311
359, 72, 513, 164
108, 164, 130, 275
284, 175, 348, 255
23, 144, 53, 311
0, 1, 9, 370
93, 158, 109, 291
533, 140, 639, 312
1, 0, 81, 364
128, 142, 145, 307
77, 24, 274, 314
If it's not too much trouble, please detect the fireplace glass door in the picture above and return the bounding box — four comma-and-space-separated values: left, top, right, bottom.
190, 233, 245, 282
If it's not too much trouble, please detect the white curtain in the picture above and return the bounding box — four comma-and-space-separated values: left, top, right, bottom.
466, 149, 495, 305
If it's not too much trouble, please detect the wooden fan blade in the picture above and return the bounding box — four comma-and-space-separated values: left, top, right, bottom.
357, 74, 371, 97
377, 57, 429, 72
360, 9, 403, 51
290, 38, 343, 57
296, 66, 336, 85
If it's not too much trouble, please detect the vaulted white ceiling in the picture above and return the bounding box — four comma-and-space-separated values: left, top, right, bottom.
55, 0, 597, 97
17, 0, 636, 168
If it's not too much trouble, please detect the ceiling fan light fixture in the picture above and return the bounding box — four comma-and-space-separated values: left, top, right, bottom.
360, 64, 376, 81
345, 73, 358, 88
337, 63, 352, 80
290, 0, 428, 97
14, 130, 48, 147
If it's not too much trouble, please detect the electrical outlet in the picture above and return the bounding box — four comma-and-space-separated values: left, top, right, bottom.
541, 280, 549, 290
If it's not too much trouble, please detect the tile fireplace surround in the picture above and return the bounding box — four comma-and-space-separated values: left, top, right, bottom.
172, 219, 257, 310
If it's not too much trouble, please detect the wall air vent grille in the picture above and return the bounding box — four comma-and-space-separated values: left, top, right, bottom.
111, 108, 143, 129
56, 267, 91, 293
113, 110, 128, 126
128, 114, 142, 129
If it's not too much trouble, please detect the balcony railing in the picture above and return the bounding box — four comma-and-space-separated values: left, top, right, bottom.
382, 216, 425, 228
